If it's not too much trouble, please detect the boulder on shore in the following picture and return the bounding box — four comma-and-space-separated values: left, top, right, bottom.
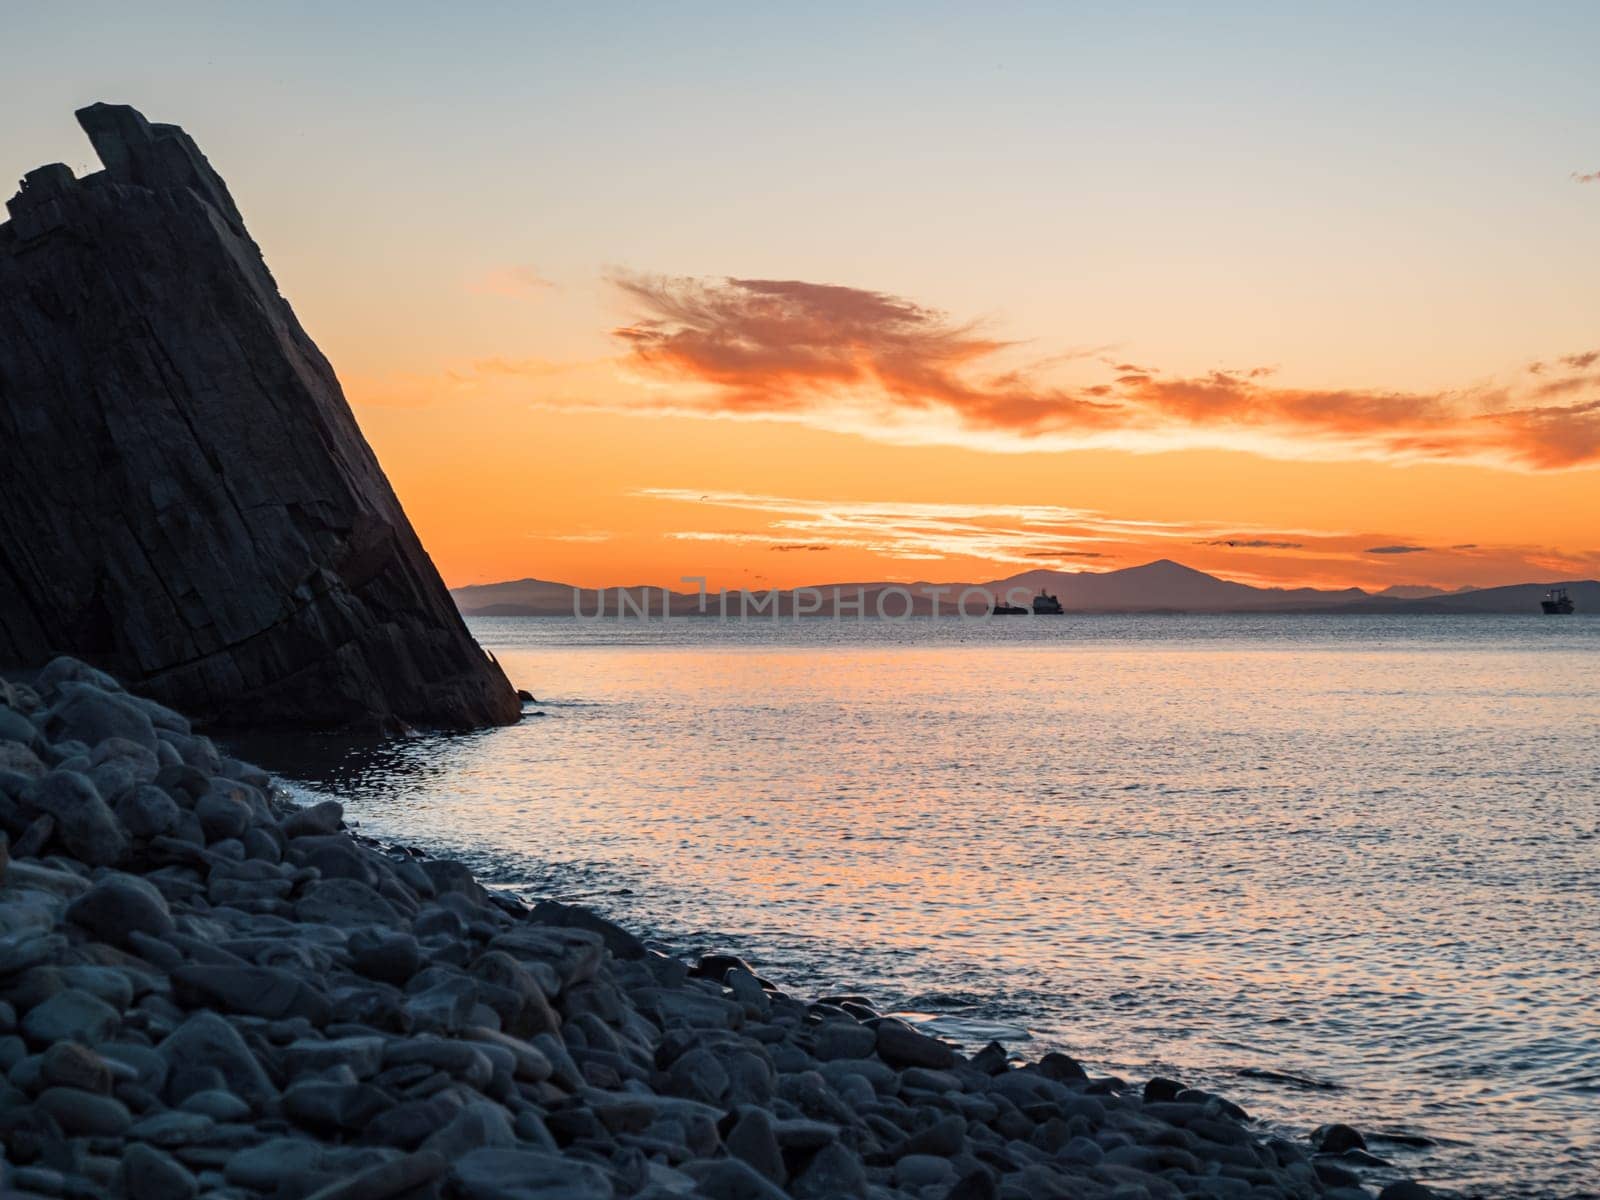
0, 104, 519, 732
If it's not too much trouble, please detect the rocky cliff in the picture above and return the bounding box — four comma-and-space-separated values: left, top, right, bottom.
0, 104, 520, 731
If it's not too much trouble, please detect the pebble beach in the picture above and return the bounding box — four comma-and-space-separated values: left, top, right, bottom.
0, 657, 1445, 1200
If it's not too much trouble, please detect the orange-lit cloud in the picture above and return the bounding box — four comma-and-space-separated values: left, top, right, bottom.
609, 274, 1600, 469
1574, 170, 1600, 184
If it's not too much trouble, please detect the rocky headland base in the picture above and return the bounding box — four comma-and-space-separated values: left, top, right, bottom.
0, 661, 1434, 1200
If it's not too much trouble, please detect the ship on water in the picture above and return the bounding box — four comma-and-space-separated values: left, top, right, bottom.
1541, 586, 1575, 614
990, 590, 1066, 615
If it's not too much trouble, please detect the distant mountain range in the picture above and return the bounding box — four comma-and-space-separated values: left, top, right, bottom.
451, 559, 1598, 617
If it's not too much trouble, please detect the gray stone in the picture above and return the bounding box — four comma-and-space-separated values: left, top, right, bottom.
101, 1040, 168, 1093
302, 836, 379, 884
283, 1079, 392, 1133
683, 1157, 789, 1200
405, 975, 478, 1033
1312, 1122, 1368, 1154
771, 1116, 844, 1151
21, 987, 120, 1044
36, 1084, 132, 1134
0, 741, 45, 778
65, 872, 174, 945
194, 787, 252, 842
178, 1088, 251, 1121
43, 683, 158, 750
895, 1113, 967, 1159
157, 1012, 276, 1108
382, 1037, 495, 1090
0, 930, 66, 975
1037, 1050, 1087, 1082
790, 1140, 866, 1199
349, 928, 422, 985
814, 1020, 877, 1061
725, 1105, 785, 1184
295, 878, 404, 926
1378, 1184, 1439, 1200
242, 825, 283, 862
666, 1044, 730, 1104
875, 1019, 957, 1070
896, 1154, 956, 1188
418, 857, 489, 901
468, 950, 560, 1037
171, 964, 331, 1024
284, 801, 344, 838
634, 986, 743, 1031
60, 964, 135, 1010
364, 1092, 467, 1150
158, 732, 221, 775
21, 771, 127, 865
224, 1137, 328, 1189
41, 1040, 114, 1092
92, 735, 159, 777
116, 784, 182, 838
128, 1109, 217, 1147
35, 656, 123, 697
452, 1148, 613, 1200
0, 706, 40, 749
122, 1142, 199, 1200
419, 1100, 516, 1159
459, 1027, 552, 1084
281, 1036, 386, 1079
531, 899, 646, 959
299, 1150, 448, 1200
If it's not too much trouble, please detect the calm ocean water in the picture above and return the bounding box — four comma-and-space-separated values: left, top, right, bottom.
245, 615, 1600, 1198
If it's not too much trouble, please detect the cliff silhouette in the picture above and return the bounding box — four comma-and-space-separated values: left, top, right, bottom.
0, 104, 520, 731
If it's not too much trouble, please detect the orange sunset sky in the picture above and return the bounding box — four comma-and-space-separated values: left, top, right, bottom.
8, 5, 1598, 592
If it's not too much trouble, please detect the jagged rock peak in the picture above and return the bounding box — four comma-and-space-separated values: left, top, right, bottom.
0, 104, 522, 732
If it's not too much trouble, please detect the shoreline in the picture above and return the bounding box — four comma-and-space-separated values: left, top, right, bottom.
0, 659, 1434, 1200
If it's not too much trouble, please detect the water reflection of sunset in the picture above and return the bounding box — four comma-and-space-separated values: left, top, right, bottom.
249, 616, 1600, 1195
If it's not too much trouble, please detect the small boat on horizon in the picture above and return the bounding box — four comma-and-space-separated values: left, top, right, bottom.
1540, 586, 1575, 615
990, 590, 1066, 615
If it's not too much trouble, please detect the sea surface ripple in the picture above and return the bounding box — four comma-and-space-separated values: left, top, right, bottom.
240, 615, 1600, 1199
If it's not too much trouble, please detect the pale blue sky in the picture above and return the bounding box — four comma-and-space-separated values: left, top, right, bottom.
4, 2, 1595, 384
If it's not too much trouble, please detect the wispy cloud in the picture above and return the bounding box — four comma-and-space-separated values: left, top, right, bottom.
607, 273, 1600, 470
627, 489, 1600, 588
542, 531, 614, 543
638, 489, 1345, 569
1202, 539, 1306, 550
1573, 170, 1600, 184
467, 265, 554, 299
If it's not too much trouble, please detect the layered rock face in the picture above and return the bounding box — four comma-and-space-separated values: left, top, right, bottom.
0, 104, 519, 731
